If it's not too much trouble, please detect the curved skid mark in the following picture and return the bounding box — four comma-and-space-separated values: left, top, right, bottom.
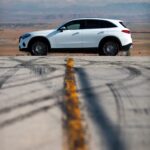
0, 102, 59, 129
0, 91, 61, 115
106, 83, 125, 128
0, 67, 20, 88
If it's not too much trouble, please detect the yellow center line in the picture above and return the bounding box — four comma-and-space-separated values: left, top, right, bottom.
64, 58, 88, 150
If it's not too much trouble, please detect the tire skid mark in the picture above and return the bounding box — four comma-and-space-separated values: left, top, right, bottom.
0, 57, 39, 88
1, 74, 64, 90
113, 82, 149, 139
123, 66, 141, 80
0, 57, 65, 129
0, 89, 63, 129
106, 65, 143, 128
0, 67, 20, 88
1, 58, 64, 90
0, 102, 59, 129
118, 82, 138, 108
10, 58, 57, 76
111, 65, 141, 82
106, 83, 125, 129
0, 91, 61, 115
63, 58, 88, 150
75, 59, 142, 83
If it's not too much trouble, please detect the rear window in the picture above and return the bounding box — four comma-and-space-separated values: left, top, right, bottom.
103, 21, 117, 28
120, 22, 127, 28
84, 20, 117, 29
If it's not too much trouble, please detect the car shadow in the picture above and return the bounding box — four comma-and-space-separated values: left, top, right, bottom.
75, 67, 126, 150
50, 48, 98, 54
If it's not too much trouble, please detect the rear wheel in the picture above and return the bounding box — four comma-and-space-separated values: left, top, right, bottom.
30, 41, 48, 56
99, 40, 119, 56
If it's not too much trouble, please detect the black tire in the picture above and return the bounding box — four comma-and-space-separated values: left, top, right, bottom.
30, 40, 48, 56
99, 40, 119, 56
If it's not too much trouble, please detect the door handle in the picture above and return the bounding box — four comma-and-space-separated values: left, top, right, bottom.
72, 32, 79, 36
98, 31, 104, 34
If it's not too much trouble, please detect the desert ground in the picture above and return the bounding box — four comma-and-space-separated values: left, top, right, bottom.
0, 22, 150, 56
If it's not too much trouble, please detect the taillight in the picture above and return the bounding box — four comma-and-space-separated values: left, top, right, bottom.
122, 30, 131, 34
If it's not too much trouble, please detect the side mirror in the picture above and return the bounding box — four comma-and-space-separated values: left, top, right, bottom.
58, 26, 66, 32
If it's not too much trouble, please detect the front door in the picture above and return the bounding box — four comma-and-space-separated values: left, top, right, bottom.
51, 20, 83, 48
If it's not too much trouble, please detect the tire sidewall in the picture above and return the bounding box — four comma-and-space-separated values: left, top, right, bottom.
30, 41, 48, 56
99, 40, 119, 56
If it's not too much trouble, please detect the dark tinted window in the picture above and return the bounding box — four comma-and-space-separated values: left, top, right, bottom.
104, 21, 117, 28
120, 22, 127, 28
64, 20, 83, 30
85, 20, 100, 29
84, 20, 117, 29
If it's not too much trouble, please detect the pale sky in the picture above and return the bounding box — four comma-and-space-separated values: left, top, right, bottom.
1, 0, 150, 5
0, 0, 149, 23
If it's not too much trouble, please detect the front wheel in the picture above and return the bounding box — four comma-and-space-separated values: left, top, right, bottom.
30, 41, 48, 56
99, 41, 119, 56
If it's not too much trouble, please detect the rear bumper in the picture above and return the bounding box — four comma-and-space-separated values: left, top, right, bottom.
122, 43, 132, 51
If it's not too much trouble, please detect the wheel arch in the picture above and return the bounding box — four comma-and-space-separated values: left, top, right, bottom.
99, 36, 122, 49
28, 36, 51, 51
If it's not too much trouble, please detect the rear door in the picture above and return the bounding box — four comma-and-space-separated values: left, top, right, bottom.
81, 20, 117, 48
81, 20, 104, 48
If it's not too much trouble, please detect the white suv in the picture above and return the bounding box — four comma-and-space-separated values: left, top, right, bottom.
19, 18, 132, 56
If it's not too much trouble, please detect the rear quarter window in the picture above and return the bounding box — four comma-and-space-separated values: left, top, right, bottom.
120, 22, 127, 28
102, 21, 117, 28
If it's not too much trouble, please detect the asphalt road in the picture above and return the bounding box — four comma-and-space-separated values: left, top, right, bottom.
0, 56, 150, 150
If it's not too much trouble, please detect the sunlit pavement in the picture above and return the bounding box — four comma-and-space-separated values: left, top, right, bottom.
0, 56, 150, 150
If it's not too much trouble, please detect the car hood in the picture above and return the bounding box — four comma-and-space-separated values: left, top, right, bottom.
29, 29, 56, 36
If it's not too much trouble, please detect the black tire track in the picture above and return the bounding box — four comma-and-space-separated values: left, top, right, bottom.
0, 91, 61, 115
0, 67, 20, 88
106, 83, 125, 129
106, 64, 143, 129
0, 102, 60, 129
0, 58, 64, 90
0, 57, 65, 129
0, 57, 39, 88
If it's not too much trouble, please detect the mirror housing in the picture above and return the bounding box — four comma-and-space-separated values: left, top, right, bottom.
58, 26, 66, 32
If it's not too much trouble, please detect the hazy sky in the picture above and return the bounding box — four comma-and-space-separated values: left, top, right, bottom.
0, 0, 149, 23
1, 0, 150, 5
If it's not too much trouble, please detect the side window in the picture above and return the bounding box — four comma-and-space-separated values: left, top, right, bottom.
84, 20, 117, 29
85, 20, 100, 29
65, 21, 81, 30
101, 21, 117, 28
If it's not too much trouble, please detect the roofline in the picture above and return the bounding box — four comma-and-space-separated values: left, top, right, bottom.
58, 17, 123, 29
69, 18, 122, 22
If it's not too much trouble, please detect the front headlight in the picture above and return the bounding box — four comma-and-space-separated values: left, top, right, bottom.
21, 33, 31, 39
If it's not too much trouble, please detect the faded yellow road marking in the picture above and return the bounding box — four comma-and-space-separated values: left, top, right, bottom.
64, 58, 88, 150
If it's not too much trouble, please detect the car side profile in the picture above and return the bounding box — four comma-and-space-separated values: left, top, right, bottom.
19, 18, 132, 56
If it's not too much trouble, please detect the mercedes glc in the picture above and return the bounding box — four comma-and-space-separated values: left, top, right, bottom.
19, 18, 132, 56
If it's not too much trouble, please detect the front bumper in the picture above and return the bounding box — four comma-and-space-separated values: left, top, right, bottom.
122, 43, 133, 51
19, 46, 28, 52
19, 36, 30, 51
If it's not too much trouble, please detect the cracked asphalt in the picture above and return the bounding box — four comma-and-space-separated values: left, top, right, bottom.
0, 56, 150, 150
